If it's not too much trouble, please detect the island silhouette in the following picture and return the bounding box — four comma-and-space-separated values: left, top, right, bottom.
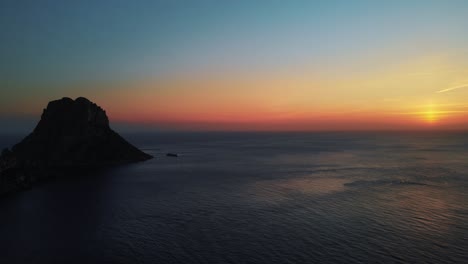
0, 97, 152, 195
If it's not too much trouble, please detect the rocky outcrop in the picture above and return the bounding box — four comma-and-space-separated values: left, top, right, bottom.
0, 97, 152, 195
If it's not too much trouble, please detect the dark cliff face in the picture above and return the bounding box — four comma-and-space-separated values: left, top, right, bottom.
33, 97, 110, 137
0, 97, 152, 195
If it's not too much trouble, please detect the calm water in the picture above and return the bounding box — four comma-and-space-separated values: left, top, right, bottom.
1, 132, 468, 263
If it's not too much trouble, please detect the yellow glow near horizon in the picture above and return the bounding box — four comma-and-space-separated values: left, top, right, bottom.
424, 108, 438, 123
5, 54, 468, 131
402, 105, 441, 125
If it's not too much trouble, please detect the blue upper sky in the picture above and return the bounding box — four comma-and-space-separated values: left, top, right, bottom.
2, 0, 467, 85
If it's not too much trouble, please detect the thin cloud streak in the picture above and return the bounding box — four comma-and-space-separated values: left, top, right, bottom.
436, 84, 468, 93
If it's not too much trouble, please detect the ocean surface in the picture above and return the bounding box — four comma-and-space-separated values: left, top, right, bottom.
1, 132, 468, 263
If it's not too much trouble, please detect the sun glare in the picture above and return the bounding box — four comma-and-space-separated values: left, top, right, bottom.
421, 103, 444, 124
425, 109, 438, 123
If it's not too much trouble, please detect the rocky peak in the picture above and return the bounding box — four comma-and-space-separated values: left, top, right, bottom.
0, 97, 152, 195
33, 97, 110, 137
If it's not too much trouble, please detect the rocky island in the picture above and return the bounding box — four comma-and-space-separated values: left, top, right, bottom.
0, 97, 152, 195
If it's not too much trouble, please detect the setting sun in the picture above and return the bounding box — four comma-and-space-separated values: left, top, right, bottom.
424, 107, 438, 124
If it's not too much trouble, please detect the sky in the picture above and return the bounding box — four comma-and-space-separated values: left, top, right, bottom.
1, 0, 468, 132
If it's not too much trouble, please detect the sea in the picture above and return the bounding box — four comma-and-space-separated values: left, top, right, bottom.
0, 131, 467, 263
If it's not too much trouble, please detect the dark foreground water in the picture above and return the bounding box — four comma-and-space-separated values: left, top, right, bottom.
1, 132, 468, 263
